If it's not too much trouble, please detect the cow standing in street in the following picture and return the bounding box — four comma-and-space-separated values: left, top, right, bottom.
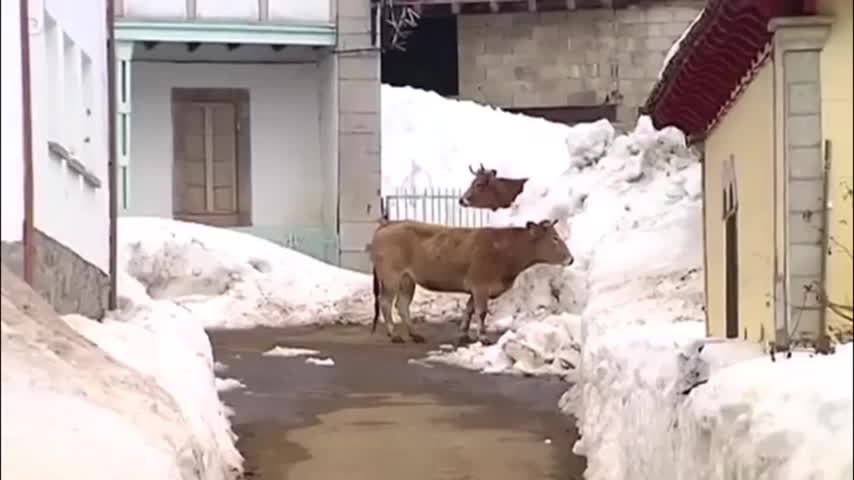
369, 219, 573, 344
458, 164, 529, 211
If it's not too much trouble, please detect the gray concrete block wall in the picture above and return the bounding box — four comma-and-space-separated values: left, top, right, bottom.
336, 0, 382, 273
782, 48, 825, 340
458, 1, 703, 124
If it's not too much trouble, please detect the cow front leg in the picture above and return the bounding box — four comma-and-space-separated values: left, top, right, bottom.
379, 288, 403, 343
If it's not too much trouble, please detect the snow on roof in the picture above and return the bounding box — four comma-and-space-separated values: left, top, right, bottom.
657, 9, 705, 81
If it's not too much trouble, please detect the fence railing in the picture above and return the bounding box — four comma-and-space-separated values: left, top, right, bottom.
382, 188, 495, 228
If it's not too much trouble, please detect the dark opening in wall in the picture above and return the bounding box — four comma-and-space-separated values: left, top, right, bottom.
381, 15, 459, 97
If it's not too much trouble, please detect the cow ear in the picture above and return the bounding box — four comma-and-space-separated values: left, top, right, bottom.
525, 221, 537, 230
538, 219, 552, 228
488, 169, 497, 178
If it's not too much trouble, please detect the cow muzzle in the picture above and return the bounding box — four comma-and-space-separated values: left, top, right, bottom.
564, 255, 575, 266
459, 197, 470, 207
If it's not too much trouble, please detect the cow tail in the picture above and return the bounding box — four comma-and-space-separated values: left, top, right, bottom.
371, 267, 380, 334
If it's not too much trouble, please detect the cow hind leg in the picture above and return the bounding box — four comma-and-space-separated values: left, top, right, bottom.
473, 289, 493, 345
378, 281, 403, 343
460, 295, 475, 333
395, 275, 423, 343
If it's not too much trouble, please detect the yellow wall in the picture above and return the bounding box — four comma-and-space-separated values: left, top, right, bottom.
817, 0, 853, 339
703, 64, 777, 341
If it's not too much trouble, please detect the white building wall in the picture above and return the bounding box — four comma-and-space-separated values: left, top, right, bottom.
0, 0, 24, 242
2, 0, 110, 272
128, 62, 326, 228
121, 0, 333, 24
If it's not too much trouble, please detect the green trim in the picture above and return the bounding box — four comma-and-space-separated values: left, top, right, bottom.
115, 20, 336, 46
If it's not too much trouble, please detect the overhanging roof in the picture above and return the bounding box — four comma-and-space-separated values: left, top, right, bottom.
643, 0, 807, 140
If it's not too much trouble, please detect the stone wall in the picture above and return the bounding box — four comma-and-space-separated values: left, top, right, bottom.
1, 229, 110, 319
458, 1, 704, 125
336, 0, 382, 272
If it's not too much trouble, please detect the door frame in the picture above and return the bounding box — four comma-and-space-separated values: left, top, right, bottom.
170, 87, 252, 227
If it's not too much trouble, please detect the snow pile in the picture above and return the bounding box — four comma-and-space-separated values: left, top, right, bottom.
381, 84, 614, 193
674, 343, 853, 480
215, 378, 246, 392
262, 346, 321, 357
423, 114, 704, 379
0, 265, 237, 480
64, 303, 242, 478
119, 217, 465, 329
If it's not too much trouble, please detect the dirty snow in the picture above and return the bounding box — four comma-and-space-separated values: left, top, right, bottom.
305, 357, 336, 367
215, 378, 246, 392
262, 346, 321, 357
118, 216, 464, 329
0, 265, 239, 480
64, 305, 242, 478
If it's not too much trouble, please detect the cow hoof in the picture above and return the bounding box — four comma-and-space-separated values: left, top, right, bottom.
390, 335, 405, 344
478, 336, 494, 346
456, 334, 473, 346
410, 333, 426, 344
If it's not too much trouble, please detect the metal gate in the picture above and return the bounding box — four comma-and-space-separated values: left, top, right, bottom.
382, 188, 495, 227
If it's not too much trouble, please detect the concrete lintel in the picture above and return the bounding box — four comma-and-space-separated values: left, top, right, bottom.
769, 16, 833, 51
115, 20, 337, 46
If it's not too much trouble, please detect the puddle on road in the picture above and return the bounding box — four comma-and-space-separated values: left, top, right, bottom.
238, 393, 562, 480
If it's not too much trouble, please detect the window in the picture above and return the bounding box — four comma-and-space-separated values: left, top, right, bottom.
171, 89, 252, 228
43, 12, 101, 188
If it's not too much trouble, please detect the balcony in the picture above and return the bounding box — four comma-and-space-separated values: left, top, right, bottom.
113, 0, 336, 46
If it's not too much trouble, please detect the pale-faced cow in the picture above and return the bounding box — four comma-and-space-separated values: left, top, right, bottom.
369, 219, 573, 344
458, 164, 529, 211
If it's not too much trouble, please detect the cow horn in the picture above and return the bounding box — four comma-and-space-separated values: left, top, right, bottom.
468, 164, 476, 175
479, 163, 485, 172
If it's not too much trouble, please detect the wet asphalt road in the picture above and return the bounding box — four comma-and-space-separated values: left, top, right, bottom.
210, 323, 586, 480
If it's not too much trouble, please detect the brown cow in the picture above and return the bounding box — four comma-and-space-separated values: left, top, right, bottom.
369, 219, 573, 344
458, 164, 529, 211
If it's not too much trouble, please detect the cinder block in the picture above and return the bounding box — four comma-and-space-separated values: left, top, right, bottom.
616, 7, 646, 24
620, 65, 646, 80
340, 221, 380, 251
788, 306, 822, 339
645, 36, 676, 51
459, 14, 491, 29
789, 275, 822, 307
661, 22, 691, 37
514, 65, 538, 82
514, 38, 538, 56
788, 146, 823, 179
339, 79, 379, 113
788, 82, 821, 115
646, 7, 674, 23
566, 90, 598, 105
340, 112, 378, 134
475, 53, 505, 67
617, 37, 641, 51
338, 55, 379, 80
340, 251, 372, 273
338, 16, 370, 35
537, 11, 568, 26
485, 65, 515, 83
338, 0, 371, 18
788, 211, 824, 245
789, 243, 823, 277
339, 131, 380, 157
646, 23, 663, 37
338, 33, 371, 50
784, 51, 820, 83
789, 178, 825, 212
479, 87, 513, 107
673, 7, 702, 22
512, 90, 542, 108
787, 114, 821, 148
484, 36, 516, 55
339, 174, 381, 221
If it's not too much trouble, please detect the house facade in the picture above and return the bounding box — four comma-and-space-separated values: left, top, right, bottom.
1, 0, 115, 318
646, 0, 853, 346
114, 0, 381, 272
381, 0, 704, 127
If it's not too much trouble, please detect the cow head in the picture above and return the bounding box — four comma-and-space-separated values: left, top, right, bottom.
459, 163, 501, 209
525, 219, 574, 266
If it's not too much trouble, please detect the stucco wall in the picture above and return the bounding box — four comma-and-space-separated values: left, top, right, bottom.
817, 0, 853, 338
0, 0, 24, 243
703, 63, 776, 342
128, 62, 326, 229
457, 1, 703, 123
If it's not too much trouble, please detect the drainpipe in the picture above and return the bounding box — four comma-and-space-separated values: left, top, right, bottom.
19, 0, 35, 286
106, 0, 118, 310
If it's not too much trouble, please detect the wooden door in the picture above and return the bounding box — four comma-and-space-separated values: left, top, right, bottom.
173, 101, 239, 227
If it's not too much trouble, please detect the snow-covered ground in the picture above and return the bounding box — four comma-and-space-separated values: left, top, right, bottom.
0, 265, 241, 480
379, 86, 853, 479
